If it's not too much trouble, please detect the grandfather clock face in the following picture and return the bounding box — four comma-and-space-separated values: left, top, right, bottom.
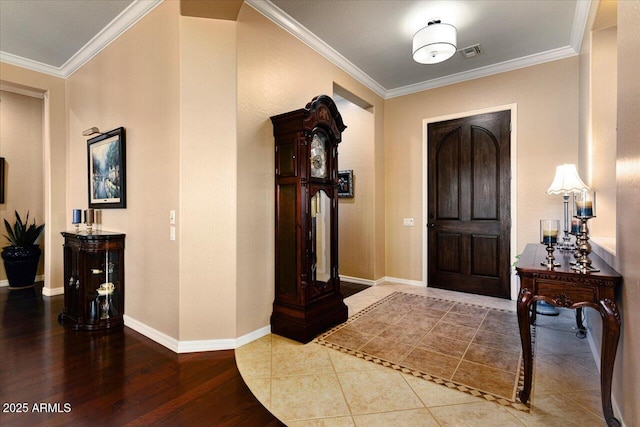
310, 133, 328, 179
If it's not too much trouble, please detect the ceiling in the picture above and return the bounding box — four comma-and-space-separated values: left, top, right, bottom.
0, 0, 591, 99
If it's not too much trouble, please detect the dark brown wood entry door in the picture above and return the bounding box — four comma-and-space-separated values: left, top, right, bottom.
427, 110, 511, 298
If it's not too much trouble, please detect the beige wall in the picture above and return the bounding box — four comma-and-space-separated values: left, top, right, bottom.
179, 16, 238, 340
613, 3, 640, 422
336, 98, 376, 280
384, 58, 579, 282
590, 25, 617, 241
1, 0, 386, 342
583, 1, 640, 424
0, 63, 66, 293
0, 90, 44, 282
235, 4, 385, 336
66, 1, 181, 338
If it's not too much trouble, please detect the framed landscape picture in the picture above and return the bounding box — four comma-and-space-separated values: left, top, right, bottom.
338, 170, 354, 198
87, 127, 126, 209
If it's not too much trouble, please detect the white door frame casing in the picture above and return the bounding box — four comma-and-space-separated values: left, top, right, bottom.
421, 103, 519, 300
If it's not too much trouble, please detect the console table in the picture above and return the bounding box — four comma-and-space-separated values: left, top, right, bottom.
516, 243, 622, 427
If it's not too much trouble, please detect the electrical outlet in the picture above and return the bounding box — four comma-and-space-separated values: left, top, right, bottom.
403, 218, 414, 227
170, 226, 176, 241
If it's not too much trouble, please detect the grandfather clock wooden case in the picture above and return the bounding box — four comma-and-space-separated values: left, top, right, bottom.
271, 95, 348, 343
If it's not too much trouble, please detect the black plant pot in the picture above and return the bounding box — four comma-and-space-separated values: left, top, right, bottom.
2, 245, 42, 288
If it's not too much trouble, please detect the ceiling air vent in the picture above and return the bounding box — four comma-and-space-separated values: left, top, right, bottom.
459, 44, 483, 58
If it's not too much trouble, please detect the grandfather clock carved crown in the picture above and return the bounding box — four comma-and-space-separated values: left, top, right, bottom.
271, 95, 348, 343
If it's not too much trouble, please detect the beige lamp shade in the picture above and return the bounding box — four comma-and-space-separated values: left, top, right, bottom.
546, 164, 589, 194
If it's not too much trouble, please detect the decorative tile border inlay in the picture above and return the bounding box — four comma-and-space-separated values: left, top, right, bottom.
315, 291, 534, 413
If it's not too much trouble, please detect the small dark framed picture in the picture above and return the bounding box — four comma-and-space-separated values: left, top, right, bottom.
0, 157, 5, 204
87, 127, 126, 209
338, 170, 354, 198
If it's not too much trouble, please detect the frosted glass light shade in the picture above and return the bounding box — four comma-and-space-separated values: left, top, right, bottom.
546, 164, 589, 194
413, 21, 457, 64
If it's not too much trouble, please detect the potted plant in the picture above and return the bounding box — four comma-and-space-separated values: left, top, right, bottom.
2, 211, 45, 289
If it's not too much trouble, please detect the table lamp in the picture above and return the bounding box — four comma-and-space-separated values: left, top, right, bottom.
538, 164, 589, 316
546, 164, 589, 250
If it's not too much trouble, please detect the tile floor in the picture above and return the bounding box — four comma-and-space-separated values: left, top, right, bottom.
318, 292, 523, 403
235, 283, 606, 426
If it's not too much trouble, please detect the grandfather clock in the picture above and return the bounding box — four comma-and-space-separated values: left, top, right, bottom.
271, 95, 348, 343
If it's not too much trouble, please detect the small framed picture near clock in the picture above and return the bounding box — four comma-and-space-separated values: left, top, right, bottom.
338, 170, 353, 198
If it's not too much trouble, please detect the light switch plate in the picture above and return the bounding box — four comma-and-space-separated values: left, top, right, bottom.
403, 218, 414, 226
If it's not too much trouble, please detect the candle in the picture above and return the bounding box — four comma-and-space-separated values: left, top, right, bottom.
576, 201, 593, 217
84, 209, 95, 224
542, 229, 558, 244
571, 218, 581, 235
72, 209, 82, 224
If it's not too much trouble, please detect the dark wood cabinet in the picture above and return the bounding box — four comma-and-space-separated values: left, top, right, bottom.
270, 95, 348, 343
58, 231, 125, 331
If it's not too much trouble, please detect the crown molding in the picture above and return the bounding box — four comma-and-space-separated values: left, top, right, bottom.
570, 0, 593, 53
0, 51, 65, 78
2, 0, 593, 98
245, 0, 387, 98
386, 45, 578, 99
247, 0, 592, 100
0, 0, 162, 79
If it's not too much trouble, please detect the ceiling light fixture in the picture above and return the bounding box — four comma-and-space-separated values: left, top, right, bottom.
412, 19, 457, 64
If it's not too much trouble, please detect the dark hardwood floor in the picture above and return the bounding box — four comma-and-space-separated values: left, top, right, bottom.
340, 281, 369, 298
0, 284, 283, 427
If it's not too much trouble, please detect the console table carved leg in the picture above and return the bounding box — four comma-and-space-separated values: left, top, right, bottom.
598, 298, 621, 427
517, 287, 534, 404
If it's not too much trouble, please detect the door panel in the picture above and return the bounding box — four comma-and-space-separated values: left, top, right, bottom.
428, 110, 511, 298
470, 234, 499, 277
436, 129, 461, 219
471, 127, 499, 220
436, 233, 462, 273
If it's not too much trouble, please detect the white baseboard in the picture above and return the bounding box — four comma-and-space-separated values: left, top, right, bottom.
340, 275, 425, 287
123, 314, 271, 354
236, 325, 271, 347
124, 315, 180, 352
43, 286, 64, 296
177, 325, 272, 353
340, 275, 375, 286
382, 276, 425, 287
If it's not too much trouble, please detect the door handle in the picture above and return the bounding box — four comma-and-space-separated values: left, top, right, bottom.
427, 223, 435, 228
